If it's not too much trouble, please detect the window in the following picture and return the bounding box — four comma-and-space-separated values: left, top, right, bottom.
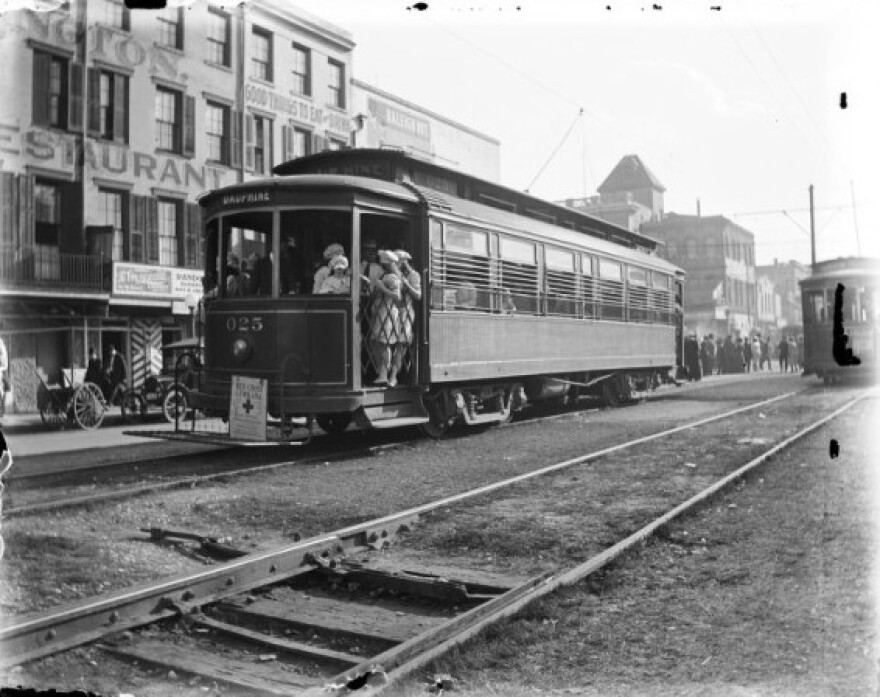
292, 126, 310, 158
98, 189, 126, 261
155, 87, 181, 152
627, 266, 650, 322
328, 58, 345, 109
206, 8, 230, 66
157, 6, 183, 50
582, 254, 597, 318
251, 27, 272, 81
157, 199, 180, 266
432, 223, 491, 311
499, 236, 539, 314
545, 247, 578, 317
33, 52, 69, 129
101, 0, 129, 30
97, 71, 128, 142
34, 181, 61, 246
253, 115, 272, 174
291, 43, 311, 96
596, 258, 624, 321
205, 102, 230, 164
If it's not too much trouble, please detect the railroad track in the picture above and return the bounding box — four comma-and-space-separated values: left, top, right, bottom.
7, 386, 867, 697
4, 375, 784, 518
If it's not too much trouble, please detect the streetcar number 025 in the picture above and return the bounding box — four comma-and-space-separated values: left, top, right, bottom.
226, 316, 264, 332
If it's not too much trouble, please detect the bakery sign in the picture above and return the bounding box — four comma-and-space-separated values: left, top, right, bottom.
113, 262, 205, 300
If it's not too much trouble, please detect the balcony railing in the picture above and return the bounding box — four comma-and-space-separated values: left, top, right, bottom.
0, 246, 107, 292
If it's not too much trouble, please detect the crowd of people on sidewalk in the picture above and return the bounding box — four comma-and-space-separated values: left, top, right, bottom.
683, 331, 804, 381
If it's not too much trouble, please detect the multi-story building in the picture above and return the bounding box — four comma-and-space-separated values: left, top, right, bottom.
559, 154, 665, 233
0, 0, 357, 410
756, 274, 782, 335
351, 79, 500, 182
756, 259, 810, 331
643, 213, 757, 338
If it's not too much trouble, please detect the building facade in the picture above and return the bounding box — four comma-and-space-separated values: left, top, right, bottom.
350, 79, 500, 183
0, 0, 355, 411
755, 274, 782, 335
559, 154, 665, 233
643, 213, 758, 338
755, 259, 810, 331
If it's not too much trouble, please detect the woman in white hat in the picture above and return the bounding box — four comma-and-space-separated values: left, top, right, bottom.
367, 250, 402, 384
313, 243, 346, 293
316, 255, 351, 295
389, 249, 421, 386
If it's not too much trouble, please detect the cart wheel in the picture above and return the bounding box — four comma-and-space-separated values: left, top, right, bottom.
40, 402, 66, 430
163, 387, 188, 424
73, 383, 106, 430
122, 391, 147, 423
315, 413, 353, 435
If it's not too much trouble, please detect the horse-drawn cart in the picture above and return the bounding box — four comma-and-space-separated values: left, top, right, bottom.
34, 367, 140, 430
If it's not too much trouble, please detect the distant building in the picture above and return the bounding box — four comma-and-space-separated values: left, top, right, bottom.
350, 80, 500, 183
643, 213, 757, 338
756, 274, 782, 335
755, 259, 811, 330
559, 154, 665, 233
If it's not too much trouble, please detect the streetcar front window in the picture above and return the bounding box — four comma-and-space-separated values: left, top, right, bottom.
279, 209, 353, 294
222, 212, 274, 297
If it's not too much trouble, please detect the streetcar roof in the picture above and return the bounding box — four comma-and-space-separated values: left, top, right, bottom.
799, 257, 880, 285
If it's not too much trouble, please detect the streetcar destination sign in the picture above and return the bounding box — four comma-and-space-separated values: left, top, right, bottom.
222, 191, 272, 206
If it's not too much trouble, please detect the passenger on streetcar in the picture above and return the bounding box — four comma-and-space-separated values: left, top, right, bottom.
359, 238, 384, 292
316, 255, 352, 295
280, 236, 307, 294
390, 250, 421, 387
251, 251, 273, 296
502, 288, 517, 314
225, 253, 245, 297
368, 250, 402, 385
313, 243, 346, 293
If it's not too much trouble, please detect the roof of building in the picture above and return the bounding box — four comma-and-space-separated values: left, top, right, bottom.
597, 155, 666, 194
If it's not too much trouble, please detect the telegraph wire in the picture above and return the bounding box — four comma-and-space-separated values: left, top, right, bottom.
526, 109, 584, 193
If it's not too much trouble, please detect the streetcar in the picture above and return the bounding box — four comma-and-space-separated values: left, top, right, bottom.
183, 150, 684, 441
800, 256, 880, 384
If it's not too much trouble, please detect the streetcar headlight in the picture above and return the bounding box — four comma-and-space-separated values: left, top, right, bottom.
231, 338, 252, 364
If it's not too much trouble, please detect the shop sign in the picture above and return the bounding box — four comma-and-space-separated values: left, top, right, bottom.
368, 97, 431, 145
113, 262, 205, 300
229, 375, 267, 441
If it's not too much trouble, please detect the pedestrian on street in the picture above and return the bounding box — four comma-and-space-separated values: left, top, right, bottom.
684, 334, 702, 381
761, 336, 772, 371
751, 335, 762, 372
778, 336, 789, 373
743, 337, 753, 373
106, 344, 127, 405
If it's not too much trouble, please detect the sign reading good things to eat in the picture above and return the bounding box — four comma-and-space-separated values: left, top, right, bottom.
229, 375, 267, 442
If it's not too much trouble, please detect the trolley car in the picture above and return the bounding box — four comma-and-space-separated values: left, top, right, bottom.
800, 256, 880, 384
182, 150, 684, 441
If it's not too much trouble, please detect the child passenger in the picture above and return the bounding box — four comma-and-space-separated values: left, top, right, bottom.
316, 255, 351, 295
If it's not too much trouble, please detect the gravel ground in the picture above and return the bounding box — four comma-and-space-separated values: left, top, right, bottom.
1, 376, 874, 696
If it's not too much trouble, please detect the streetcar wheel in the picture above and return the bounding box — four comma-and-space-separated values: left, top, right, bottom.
121, 392, 147, 423
316, 413, 353, 435
560, 384, 579, 409
601, 378, 621, 408
163, 388, 188, 424
73, 383, 106, 430
420, 390, 454, 439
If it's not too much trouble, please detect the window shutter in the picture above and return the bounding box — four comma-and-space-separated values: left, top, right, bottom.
122, 5, 131, 31
183, 94, 195, 157
230, 110, 241, 168
176, 8, 184, 50
305, 50, 311, 96
0, 173, 16, 248
185, 202, 201, 267
130, 195, 145, 262
113, 74, 127, 143
59, 180, 83, 253
145, 196, 159, 263
223, 14, 231, 66
32, 52, 50, 126
244, 114, 255, 172
265, 120, 273, 172
68, 63, 83, 131
86, 68, 100, 135
18, 174, 35, 252
311, 134, 328, 153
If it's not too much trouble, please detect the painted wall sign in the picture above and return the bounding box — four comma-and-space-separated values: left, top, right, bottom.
367, 97, 431, 144
245, 82, 323, 125
114, 262, 205, 299
16, 128, 228, 191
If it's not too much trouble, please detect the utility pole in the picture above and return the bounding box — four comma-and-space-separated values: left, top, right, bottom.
809, 184, 816, 268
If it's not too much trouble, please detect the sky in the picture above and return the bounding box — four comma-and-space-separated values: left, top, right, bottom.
292, 0, 878, 267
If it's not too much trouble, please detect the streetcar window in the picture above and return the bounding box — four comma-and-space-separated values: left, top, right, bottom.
596, 258, 624, 321
431, 223, 491, 311
499, 236, 539, 314
222, 212, 273, 298
581, 255, 596, 319
627, 266, 650, 322
649, 272, 674, 324
279, 209, 353, 294
545, 247, 578, 317
803, 289, 827, 324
